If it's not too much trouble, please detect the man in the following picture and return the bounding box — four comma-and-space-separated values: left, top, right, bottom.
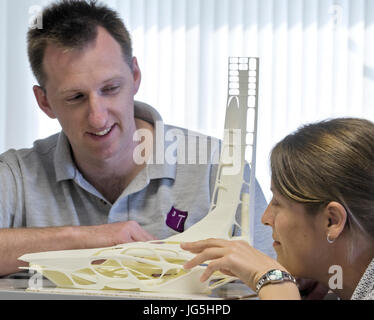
0, 0, 273, 277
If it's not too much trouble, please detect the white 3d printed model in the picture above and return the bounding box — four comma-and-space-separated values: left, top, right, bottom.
19, 57, 260, 294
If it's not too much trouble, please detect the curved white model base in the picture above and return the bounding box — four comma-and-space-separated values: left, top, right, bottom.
21, 241, 236, 293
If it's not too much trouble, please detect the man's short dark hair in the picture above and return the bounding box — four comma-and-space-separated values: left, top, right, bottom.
28, 0, 133, 88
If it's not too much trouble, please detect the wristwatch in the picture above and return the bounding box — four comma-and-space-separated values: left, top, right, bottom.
255, 269, 296, 294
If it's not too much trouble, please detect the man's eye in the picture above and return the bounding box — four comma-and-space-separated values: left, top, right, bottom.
102, 86, 120, 94
67, 94, 84, 102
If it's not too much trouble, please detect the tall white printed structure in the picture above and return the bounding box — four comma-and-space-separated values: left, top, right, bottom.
19, 58, 260, 294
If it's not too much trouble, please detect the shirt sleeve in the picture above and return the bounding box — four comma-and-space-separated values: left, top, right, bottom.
0, 159, 20, 228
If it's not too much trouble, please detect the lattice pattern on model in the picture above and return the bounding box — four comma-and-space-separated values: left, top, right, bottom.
19, 57, 259, 294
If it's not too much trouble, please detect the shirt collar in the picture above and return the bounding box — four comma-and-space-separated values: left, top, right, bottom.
54, 101, 176, 182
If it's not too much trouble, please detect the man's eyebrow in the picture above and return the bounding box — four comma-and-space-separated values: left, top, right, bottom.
58, 88, 81, 95
58, 76, 125, 95
101, 76, 125, 85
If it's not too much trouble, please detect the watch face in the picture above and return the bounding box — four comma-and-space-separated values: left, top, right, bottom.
268, 270, 283, 281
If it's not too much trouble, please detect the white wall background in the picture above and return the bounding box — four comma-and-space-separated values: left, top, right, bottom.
1, 0, 374, 201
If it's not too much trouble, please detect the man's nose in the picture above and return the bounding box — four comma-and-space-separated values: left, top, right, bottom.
87, 94, 108, 129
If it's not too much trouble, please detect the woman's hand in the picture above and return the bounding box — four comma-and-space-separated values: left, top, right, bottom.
181, 238, 287, 292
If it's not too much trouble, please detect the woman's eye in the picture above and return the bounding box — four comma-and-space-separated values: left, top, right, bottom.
271, 198, 280, 207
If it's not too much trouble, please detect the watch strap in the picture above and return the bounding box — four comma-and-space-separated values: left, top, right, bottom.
255, 269, 296, 294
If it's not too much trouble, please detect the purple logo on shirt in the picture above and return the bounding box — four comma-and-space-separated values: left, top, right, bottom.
166, 206, 188, 233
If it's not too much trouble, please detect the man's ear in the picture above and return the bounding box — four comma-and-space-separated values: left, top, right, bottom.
324, 202, 348, 242
131, 57, 141, 95
33, 85, 57, 119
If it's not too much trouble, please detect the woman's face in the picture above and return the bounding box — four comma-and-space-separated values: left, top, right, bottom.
261, 183, 327, 278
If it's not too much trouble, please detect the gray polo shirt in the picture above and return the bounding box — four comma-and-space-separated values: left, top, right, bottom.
0, 101, 274, 257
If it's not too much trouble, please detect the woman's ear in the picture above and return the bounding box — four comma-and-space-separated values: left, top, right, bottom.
33, 85, 57, 119
323, 202, 348, 242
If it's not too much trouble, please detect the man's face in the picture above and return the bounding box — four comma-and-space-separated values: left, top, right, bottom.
36, 27, 141, 164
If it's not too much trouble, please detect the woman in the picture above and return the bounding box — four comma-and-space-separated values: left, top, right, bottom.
181, 118, 374, 300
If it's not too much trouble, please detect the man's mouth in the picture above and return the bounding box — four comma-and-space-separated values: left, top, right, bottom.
89, 125, 114, 137
93, 127, 112, 136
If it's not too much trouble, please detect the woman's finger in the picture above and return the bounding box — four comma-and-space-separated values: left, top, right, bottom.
200, 258, 235, 282
181, 238, 229, 253
183, 247, 227, 269
200, 260, 222, 282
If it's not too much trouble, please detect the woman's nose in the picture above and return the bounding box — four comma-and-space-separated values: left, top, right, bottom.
261, 204, 274, 227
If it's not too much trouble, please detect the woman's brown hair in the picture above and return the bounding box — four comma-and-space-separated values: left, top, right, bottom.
270, 118, 374, 240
